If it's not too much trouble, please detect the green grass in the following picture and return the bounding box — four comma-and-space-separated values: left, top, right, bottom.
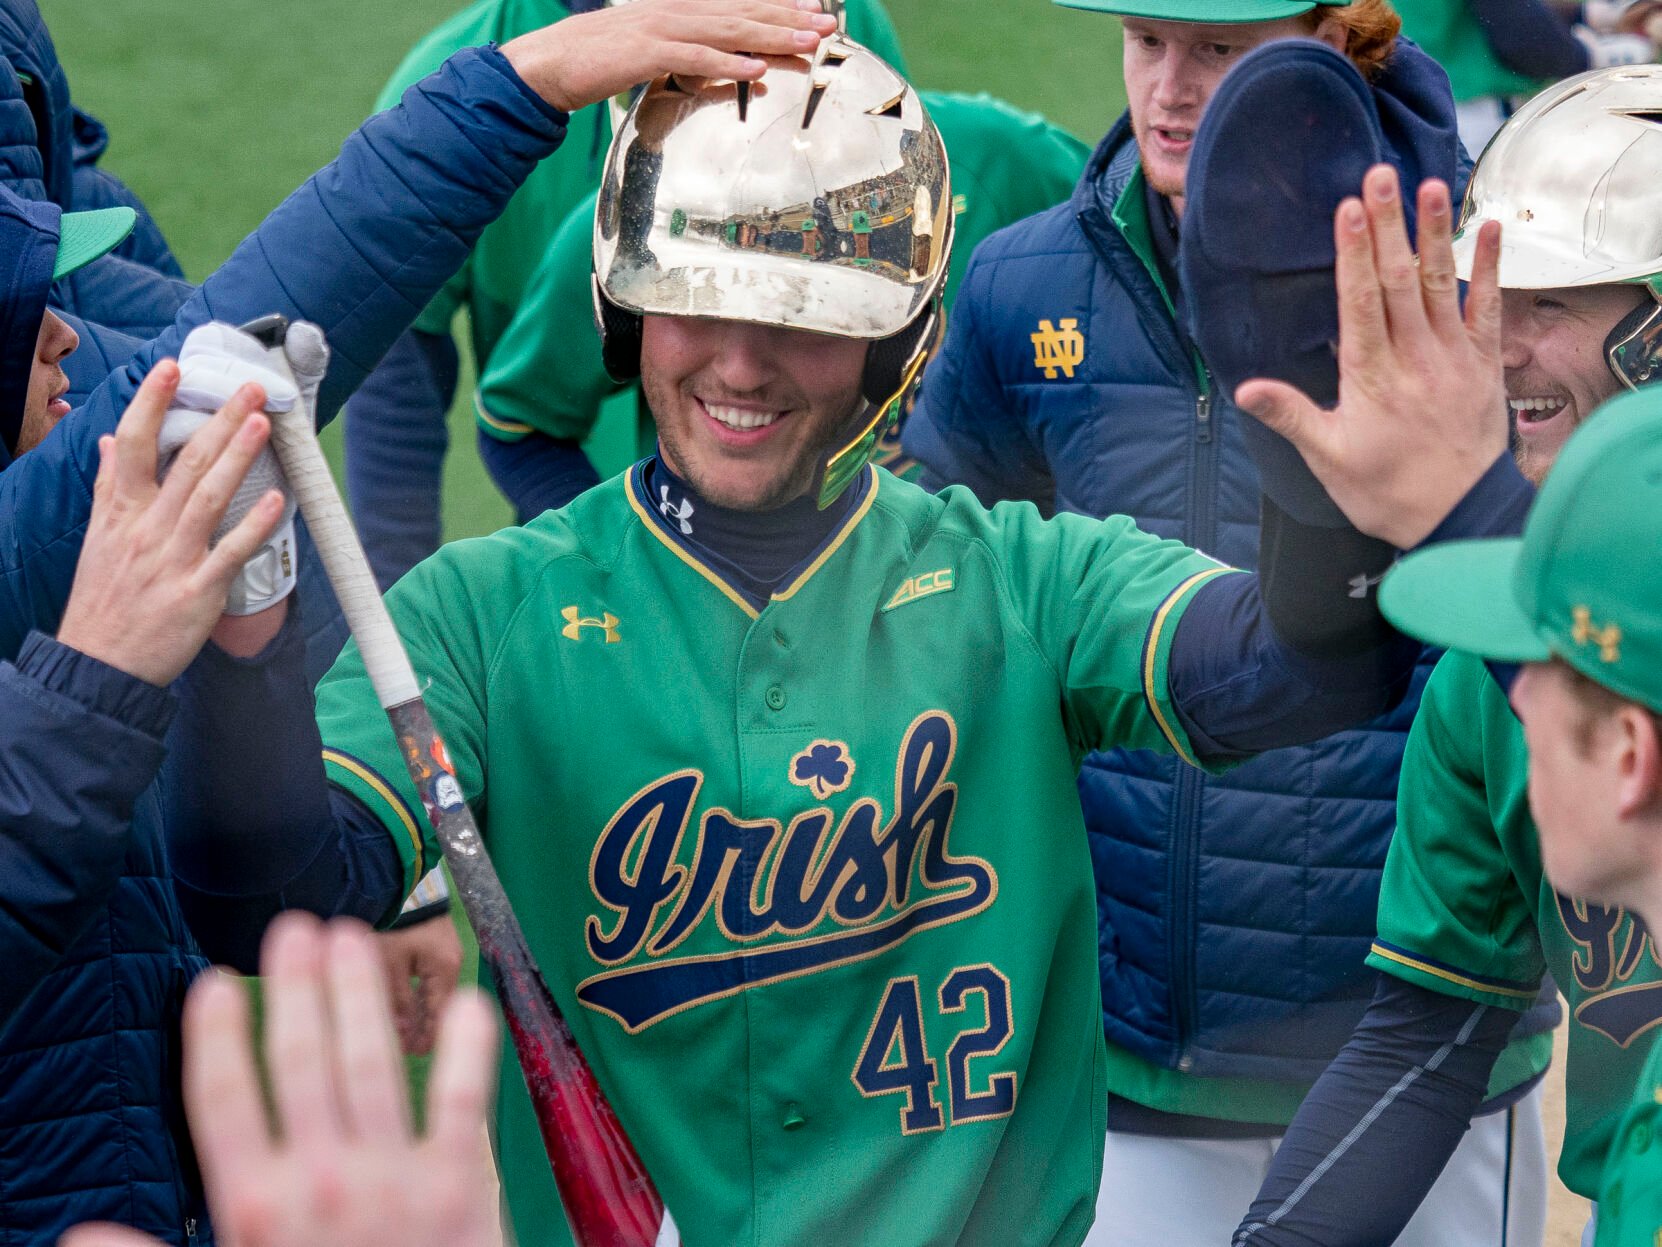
41, 0, 1125, 541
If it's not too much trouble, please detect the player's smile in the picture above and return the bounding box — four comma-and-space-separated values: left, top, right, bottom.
641, 315, 869, 512
695, 395, 791, 446
1500, 285, 1643, 482
1509, 392, 1572, 439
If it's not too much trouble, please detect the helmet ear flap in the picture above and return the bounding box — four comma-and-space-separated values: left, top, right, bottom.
593, 271, 643, 383
861, 297, 942, 410
1605, 291, 1662, 390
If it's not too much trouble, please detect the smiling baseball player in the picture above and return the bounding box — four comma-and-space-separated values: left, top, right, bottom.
1377, 385, 1662, 1247
160, 36, 1539, 1246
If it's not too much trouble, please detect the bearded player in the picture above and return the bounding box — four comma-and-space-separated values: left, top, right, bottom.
1235, 65, 1662, 1246
166, 39, 1533, 1246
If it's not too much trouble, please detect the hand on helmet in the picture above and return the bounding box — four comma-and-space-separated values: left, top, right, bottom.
502, 0, 838, 115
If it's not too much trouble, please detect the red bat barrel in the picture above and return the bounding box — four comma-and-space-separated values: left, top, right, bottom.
389, 699, 668, 1247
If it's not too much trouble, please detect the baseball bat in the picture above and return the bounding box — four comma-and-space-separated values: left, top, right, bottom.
249, 317, 674, 1247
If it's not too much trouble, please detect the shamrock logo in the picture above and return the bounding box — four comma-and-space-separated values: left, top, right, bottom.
789, 740, 855, 799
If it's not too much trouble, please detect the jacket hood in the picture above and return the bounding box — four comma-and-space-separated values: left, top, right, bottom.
0, 0, 71, 208
1083, 37, 1460, 224
0, 180, 59, 467
0, 0, 69, 205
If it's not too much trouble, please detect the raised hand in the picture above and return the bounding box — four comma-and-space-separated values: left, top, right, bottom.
502, 0, 838, 114
55, 363, 285, 687
61, 916, 503, 1247
1236, 166, 1509, 550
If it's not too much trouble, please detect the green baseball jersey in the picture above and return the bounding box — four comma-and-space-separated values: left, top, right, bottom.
376, 0, 908, 372
1367, 649, 1662, 1199
472, 91, 1091, 470
317, 465, 1235, 1247
1594, 1035, 1662, 1247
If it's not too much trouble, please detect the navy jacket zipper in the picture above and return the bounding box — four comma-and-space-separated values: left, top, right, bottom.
1171, 370, 1218, 1070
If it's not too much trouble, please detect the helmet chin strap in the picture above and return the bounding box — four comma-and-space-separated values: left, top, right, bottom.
816, 301, 943, 509
1605, 278, 1662, 391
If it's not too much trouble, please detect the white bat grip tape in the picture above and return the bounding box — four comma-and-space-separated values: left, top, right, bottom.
264, 371, 422, 709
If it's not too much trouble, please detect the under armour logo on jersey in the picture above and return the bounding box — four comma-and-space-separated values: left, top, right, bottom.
1348, 570, 1388, 600
1572, 606, 1623, 663
659, 485, 694, 535
561, 606, 620, 644
1031, 318, 1085, 380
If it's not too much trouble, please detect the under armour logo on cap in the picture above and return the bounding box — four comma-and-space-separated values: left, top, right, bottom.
1572, 606, 1623, 663
659, 485, 694, 535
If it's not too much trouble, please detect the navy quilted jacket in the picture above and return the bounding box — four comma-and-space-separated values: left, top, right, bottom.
0, 46, 566, 1244
903, 41, 1529, 1083
0, 0, 191, 334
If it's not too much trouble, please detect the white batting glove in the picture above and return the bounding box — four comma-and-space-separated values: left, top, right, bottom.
1573, 22, 1657, 64
157, 322, 306, 615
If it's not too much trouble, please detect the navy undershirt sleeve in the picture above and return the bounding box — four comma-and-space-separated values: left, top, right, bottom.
161, 606, 404, 971
476, 426, 602, 522
1467, 0, 1589, 79
344, 328, 461, 592
1170, 452, 1533, 759
1233, 974, 1517, 1246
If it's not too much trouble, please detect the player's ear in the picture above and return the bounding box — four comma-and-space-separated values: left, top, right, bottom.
1614, 701, 1662, 820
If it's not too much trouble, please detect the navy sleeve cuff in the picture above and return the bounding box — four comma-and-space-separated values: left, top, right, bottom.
476, 42, 572, 132
18, 630, 177, 738
1416, 452, 1535, 549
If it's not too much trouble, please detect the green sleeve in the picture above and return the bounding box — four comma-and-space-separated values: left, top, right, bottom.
316, 536, 517, 899
922, 93, 1089, 309
982, 499, 1239, 767
476, 189, 623, 442
841, 0, 908, 74
1366, 651, 1547, 1010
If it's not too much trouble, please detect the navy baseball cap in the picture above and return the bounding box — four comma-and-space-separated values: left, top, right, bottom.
0, 184, 135, 456
1055, 0, 1352, 21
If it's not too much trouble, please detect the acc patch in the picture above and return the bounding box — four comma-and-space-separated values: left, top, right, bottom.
884, 568, 954, 612
1031, 318, 1084, 380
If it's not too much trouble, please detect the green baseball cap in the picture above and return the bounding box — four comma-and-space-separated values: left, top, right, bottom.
1054, 0, 1349, 23
53, 206, 136, 281
1380, 387, 1662, 711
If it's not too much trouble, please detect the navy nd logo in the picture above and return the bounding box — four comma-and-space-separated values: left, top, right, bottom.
1031, 318, 1085, 380
577, 712, 997, 1032
561, 606, 620, 644
1572, 606, 1623, 663
1557, 893, 1662, 1047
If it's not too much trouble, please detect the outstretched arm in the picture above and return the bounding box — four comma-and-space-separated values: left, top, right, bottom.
1233, 974, 1517, 1246
1169, 168, 1527, 759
